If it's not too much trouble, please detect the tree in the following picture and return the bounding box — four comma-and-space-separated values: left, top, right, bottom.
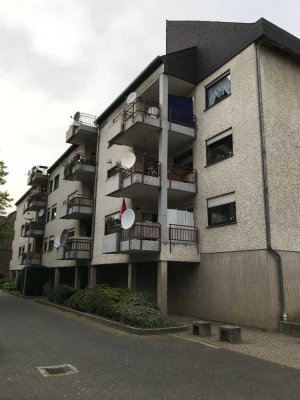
0, 161, 12, 242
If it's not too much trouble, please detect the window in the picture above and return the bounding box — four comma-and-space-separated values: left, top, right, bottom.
207, 193, 236, 227
48, 236, 54, 251
43, 238, 48, 252
105, 212, 120, 235
49, 179, 53, 193
206, 129, 233, 165
21, 224, 25, 236
68, 229, 75, 237
21, 246, 25, 255
54, 174, 59, 190
206, 72, 231, 109
51, 205, 57, 220
46, 208, 50, 222
18, 247, 22, 257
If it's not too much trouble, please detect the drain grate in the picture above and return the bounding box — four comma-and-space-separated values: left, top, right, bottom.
37, 364, 78, 377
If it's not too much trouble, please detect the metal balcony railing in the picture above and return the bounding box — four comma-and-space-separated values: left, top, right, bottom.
67, 194, 93, 208
169, 224, 199, 253
168, 164, 197, 185
24, 221, 44, 236
64, 238, 91, 252
168, 107, 196, 128
122, 157, 160, 182
72, 113, 97, 127
121, 97, 161, 125
120, 222, 161, 242
64, 153, 96, 179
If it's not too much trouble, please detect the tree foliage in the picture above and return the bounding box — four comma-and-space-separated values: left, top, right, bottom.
0, 161, 12, 242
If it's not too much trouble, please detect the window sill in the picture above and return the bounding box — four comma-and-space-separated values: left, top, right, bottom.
206, 221, 237, 229
204, 93, 231, 112
205, 154, 234, 167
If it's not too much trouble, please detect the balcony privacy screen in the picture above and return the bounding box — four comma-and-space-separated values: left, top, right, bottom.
168, 95, 193, 124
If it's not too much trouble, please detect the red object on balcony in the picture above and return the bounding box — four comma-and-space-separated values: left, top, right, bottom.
118, 198, 127, 220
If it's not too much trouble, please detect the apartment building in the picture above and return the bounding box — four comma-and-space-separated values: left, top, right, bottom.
10, 18, 299, 330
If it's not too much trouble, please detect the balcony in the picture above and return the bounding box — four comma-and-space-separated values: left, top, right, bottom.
66, 113, 97, 145
169, 224, 199, 253
109, 97, 196, 153
19, 252, 42, 266
23, 221, 44, 238
61, 195, 93, 220
103, 222, 161, 254
168, 165, 197, 199
27, 166, 48, 186
25, 194, 47, 212
64, 153, 96, 183
106, 157, 161, 198
56, 237, 91, 260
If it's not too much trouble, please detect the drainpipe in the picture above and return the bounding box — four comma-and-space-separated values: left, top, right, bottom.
88, 125, 100, 286
255, 40, 287, 321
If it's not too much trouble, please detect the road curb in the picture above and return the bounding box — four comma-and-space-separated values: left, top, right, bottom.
35, 299, 188, 335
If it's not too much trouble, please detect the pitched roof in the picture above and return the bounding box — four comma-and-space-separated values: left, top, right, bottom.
166, 18, 300, 83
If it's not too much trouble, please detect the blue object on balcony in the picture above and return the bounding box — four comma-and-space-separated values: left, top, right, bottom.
168, 95, 194, 126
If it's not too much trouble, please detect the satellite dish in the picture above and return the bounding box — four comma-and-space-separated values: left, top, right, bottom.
121, 209, 135, 230
38, 209, 44, 217
27, 170, 32, 176
54, 235, 61, 249
120, 153, 136, 169
73, 111, 81, 121
126, 92, 137, 104
59, 229, 69, 246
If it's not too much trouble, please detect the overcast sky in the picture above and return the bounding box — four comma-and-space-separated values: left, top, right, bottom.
1, 0, 299, 214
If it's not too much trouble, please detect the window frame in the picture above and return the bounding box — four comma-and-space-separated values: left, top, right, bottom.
206, 128, 233, 166
46, 208, 50, 222
48, 179, 53, 193
205, 71, 231, 110
51, 204, 57, 220
54, 174, 59, 190
48, 236, 54, 252
43, 238, 48, 252
104, 212, 120, 235
207, 192, 237, 228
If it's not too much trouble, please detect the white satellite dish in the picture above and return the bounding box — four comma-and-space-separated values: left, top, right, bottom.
126, 92, 137, 104
121, 209, 135, 230
60, 229, 69, 246
54, 235, 61, 249
27, 170, 32, 176
38, 209, 44, 217
73, 111, 81, 121
120, 153, 136, 169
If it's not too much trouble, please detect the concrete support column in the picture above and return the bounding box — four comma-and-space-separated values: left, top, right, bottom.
127, 263, 137, 290
54, 268, 60, 287
157, 261, 168, 315
158, 73, 169, 242
74, 267, 81, 289
89, 265, 97, 287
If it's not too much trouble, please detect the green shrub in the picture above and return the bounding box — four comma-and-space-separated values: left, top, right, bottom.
122, 291, 159, 310
67, 288, 90, 312
2, 281, 17, 291
17, 267, 49, 295
0, 278, 10, 289
48, 284, 77, 305
112, 303, 171, 328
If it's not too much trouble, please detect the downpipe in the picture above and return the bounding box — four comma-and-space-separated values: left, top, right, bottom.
256, 41, 287, 322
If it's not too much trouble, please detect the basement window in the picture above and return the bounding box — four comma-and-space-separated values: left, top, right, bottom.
206, 129, 233, 165
207, 193, 236, 227
206, 72, 231, 109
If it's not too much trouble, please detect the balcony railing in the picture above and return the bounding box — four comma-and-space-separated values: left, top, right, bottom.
67, 194, 93, 209
72, 112, 97, 127
168, 107, 196, 128
64, 152, 96, 179
121, 98, 161, 125
24, 221, 44, 237
168, 165, 197, 184
19, 252, 42, 265
25, 193, 47, 212
123, 156, 160, 180
120, 222, 161, 242
64, 238, 91, 253
169, 224, 199, 253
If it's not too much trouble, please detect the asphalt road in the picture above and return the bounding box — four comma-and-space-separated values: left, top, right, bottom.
0, 291, 299, 400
